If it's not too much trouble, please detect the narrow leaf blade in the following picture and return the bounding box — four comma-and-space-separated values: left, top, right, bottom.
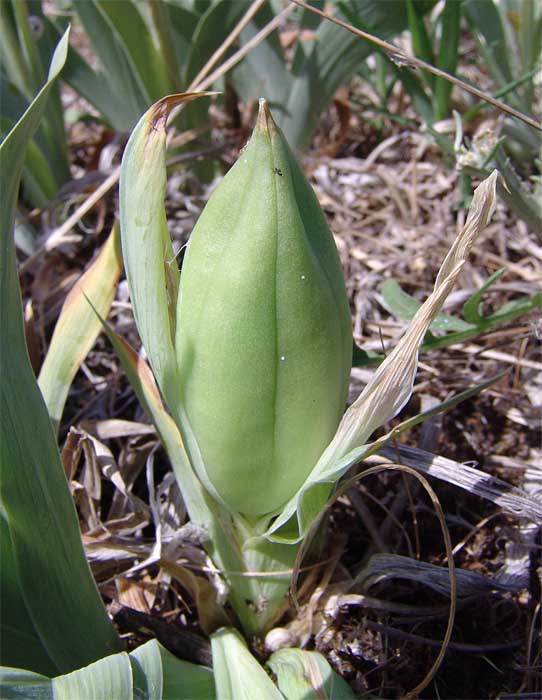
0, 27, 121, 672
119, 93, 209, 413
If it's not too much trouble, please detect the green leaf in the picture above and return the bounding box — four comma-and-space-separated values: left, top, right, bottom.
231, 4, 291, 123
95, 0, 175, 100
464, 0, 514, 89
385, 60, 434, 123
211, 628, 284, 700
462, 267, 505, 323
268, 648, 356, 699
71, 0, 151, 127
146, 1, 183, 93
0, 2, 70, 201
382, 279, 473, 332
119, 96, 184, 413
0, 653, 133, 700
0, 666, 53, 699
163, 2, 200, 69
0, 27, 121, 673
181, 0, 247, 179
44, 15, 140, 131
0, 513, 56, 677
433, 0, 461, 120
184, 0, 246, 88
1, 640, 215, 700
131, 639, 215, 700
406, 0, 435, 84
281, 1, 435, 150
51, 653, 133, 700
38, 223, 122, 434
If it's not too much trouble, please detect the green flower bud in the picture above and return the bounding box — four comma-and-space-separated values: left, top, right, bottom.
176, 100, 352, 516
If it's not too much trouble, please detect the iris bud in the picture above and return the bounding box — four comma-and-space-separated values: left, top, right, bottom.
176, 100, 352, 516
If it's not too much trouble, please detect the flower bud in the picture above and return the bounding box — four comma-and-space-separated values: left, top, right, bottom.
176, 99, 352, 516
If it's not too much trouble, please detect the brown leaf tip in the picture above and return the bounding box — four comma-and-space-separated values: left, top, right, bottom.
256, 97, 278, 136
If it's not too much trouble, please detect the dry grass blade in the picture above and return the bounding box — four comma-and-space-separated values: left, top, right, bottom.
18, 169, 121, 274
378, 445, 542, 523
191, 4, 294, 94
356, 553, 522, 596
324, 171, 498, 461
291, 0, 542, 131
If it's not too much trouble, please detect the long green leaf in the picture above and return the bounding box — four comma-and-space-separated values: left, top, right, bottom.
464, 0, 514, 88
163, 2, 200, 70
0, 513, 56, 676
1, 640, 214, 700
0, 653, 132, 700
231, 3, 291, 124
0, 27, 121, 672
0, 2, 34, 100
406, 0, 435, 85
0, 667, 53, 699
462, 267, 505, 323
181, 0, 247, 180
71, 0, 150, 127
95, 0, 174, 100
43, 14, 140, 132
0, 1, 70, 199
12, 0, 70, 184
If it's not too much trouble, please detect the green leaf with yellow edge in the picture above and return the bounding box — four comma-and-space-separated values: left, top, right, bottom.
38, 222, 122, 434
0, 26, 121, 672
